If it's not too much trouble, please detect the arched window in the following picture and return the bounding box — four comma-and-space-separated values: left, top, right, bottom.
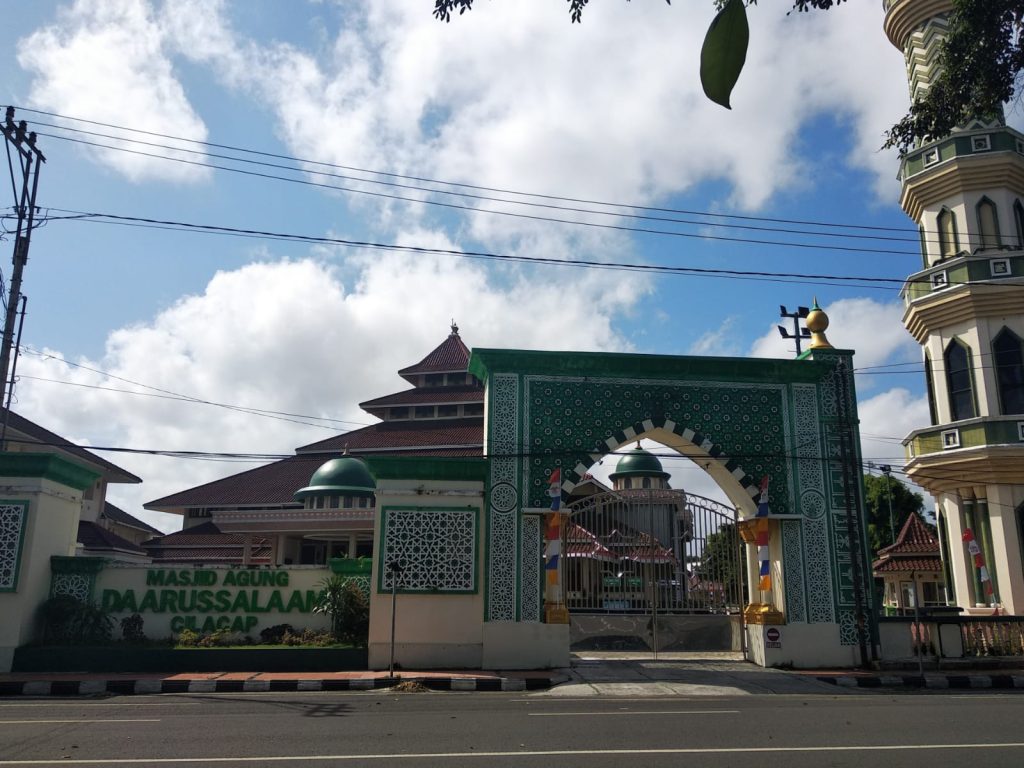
993, 328, 1024, 415
924, 351, 938, 425
976, 197, 1001, 250
1015, 200, 1024, 247
937, 208, 959, 258
945, 340, 976, 421
919, 225, 928, 269
642, 477, 651, 489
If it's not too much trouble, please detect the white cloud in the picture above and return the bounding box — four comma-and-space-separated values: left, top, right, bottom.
154, 0, 907, 223
749, 297, 919, 378
857, 386, 930, 475
17, 0, 208, 183
16, 246, 641, 531
688, 316, 742, 357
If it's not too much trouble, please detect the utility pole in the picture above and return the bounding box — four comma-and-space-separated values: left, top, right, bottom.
777, 305, 810, 356
0, 107, 45, 445
879, 464, 896, 545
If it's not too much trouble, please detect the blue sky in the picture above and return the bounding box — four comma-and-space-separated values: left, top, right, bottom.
0, 1, 933, 530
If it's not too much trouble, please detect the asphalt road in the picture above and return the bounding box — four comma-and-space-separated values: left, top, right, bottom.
1, 690, 1023, 767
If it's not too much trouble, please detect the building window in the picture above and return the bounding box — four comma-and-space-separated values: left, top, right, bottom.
976, 198, 1001, 250
1016, 201, 1024, 246
1018, 422, 1024, 441
437, 404, 458, 418
464, 403, 484, 417
931, 270, 948, 290
642, 477, 652, 489
993, 328, 1024, 415
924, 148, 939, 166
937, 208, 958, 258
414, 406, 435, 419
389, 407, 409, 420
425, 373, 445, 386
941, 428, 961, 449
972, 135, 991, 152
990, 258, 1011, 277
925, 351, 938, 425
945, 340, 976, 421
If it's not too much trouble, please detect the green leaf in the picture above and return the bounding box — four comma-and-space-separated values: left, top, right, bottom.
700, 0, 749, 109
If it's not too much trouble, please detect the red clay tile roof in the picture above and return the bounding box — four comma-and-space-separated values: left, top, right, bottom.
77, 521, 146, 555
146, 438, 483, 511
144, 521, 270, 546
103, 502, 162, 535
2, 408, 142, 484
147, 548, 273, 564
876, 512, 940, 557
296, 418, 483, 454
873, 556, 943, 573
359, 386, 484, 409
397, 331, 470, 379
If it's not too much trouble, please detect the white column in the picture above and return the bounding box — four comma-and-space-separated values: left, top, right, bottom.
987, 484, 1024, 614
939, 493, 973, 611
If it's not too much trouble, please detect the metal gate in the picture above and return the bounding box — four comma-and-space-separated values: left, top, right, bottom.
562, 489, 745, 653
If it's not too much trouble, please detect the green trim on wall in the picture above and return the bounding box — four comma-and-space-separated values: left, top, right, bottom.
50, 555, 107, 575
907, 418, 1024, 457
364, 456, 487, 482
0, 453, 100, 491
0, 499, 29, 592
469, 348, 833, 385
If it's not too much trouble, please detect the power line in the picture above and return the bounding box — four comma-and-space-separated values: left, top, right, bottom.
12, 105, 920, 235
43, 208, 924, 290
38, 134, 922, 257
29, 123, 928, 248
21, 347, 372, 431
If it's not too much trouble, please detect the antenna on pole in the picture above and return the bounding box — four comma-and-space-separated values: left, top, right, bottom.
777, 304, 811, 356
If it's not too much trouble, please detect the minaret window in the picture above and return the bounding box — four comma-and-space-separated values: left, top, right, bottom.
919, 225, 928, 270
937, 208, 958, 259
976, 198, 1001, 250
1015, 200, 1024, 247
993, 328, 1024, 415
924, 351, 938, 425
945, 340, 976, 421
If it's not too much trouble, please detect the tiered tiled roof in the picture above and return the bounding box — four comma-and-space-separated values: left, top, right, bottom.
1, 408, 141, 484
77, 521, 147, 556
397, 325, 471, 382
142, 522, 272, 564
872, 512, 942, 574
102, 502, 162, 535
146, 329, 485, 517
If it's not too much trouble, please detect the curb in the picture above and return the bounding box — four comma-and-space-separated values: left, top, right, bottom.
0, 674, 565, 697
817, 674, 1024, 690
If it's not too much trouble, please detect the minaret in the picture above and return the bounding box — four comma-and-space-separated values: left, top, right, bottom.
885, 1, 1024, 613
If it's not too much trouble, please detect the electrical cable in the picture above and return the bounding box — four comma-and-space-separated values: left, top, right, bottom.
11, 105, 920, 235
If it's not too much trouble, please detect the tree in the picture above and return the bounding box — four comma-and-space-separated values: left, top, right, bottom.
431, 0, 1024, 154
696, 522, 746, 606
862, 472, 926, 559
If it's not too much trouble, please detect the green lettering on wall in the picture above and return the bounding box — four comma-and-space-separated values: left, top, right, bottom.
214, 590, 231, 612
138, 590, 159, 612
101, 589, 122, 613
265, 590, 284, 612
146, 571, 166, 586
230, 591, 250, 613
196, 590, 213, 613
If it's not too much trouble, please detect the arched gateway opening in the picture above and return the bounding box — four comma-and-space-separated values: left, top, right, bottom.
468, 342, 877, 669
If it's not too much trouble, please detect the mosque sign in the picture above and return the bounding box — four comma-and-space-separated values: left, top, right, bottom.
50, 559, 332, 639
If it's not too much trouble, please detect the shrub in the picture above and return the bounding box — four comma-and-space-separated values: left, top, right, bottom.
176, 628, 201, 647
260, 624, 295, 644
120, 614, 146, 644
38, 595, 113, 645
313, 576, 369, 647
280, 628, 335, 647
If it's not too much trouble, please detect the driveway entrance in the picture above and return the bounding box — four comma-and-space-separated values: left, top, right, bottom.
563, 489, 744, 655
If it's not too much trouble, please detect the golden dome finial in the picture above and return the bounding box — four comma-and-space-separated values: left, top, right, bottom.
805, 297, 833, 350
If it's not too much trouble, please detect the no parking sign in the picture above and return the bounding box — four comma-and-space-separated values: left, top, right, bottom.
765, 627, 782, 649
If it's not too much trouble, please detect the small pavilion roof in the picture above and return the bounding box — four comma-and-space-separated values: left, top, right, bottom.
872, 512, 942, 575
397, 327, 471, 382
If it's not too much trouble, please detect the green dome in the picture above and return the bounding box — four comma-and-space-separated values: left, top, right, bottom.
608, 447, 669, 481
294, 457, 376, 500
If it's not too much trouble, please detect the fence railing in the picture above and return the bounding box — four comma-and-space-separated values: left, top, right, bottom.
879, 615, 1024, 661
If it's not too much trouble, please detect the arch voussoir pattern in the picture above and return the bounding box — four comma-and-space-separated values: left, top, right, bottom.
561, 417, 759, 499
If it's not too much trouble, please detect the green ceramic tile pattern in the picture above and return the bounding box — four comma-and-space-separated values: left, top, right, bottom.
0, 500, 29, 592
477, 348, 873, 636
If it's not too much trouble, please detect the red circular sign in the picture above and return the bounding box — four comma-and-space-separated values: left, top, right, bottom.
766, 628, 780, 641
